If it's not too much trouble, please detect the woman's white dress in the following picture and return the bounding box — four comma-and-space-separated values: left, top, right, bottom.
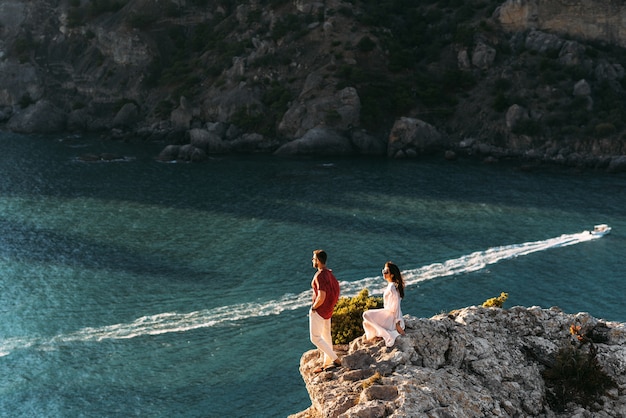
362, 282, 404, 347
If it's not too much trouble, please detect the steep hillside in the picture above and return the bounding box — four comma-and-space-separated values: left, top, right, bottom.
1, 0, 626, 168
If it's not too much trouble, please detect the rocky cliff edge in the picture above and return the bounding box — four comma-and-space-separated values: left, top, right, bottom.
291, 306, 626, 418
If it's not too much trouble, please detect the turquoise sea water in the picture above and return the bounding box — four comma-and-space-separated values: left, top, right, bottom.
0, 132, 624, 417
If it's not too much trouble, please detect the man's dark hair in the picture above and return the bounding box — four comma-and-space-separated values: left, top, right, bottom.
313, 249, 327, 264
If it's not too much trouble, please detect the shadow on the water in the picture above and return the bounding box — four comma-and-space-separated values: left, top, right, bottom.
1, 134, 625, 244
0, 219, 210, 282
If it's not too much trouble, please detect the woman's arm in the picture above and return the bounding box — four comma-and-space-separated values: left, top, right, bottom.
385, 284, 400, 316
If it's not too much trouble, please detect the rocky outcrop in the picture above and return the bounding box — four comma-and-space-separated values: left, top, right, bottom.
387, 118, 448, 159
3, 1, 626, 169
495, 0, 626, 48
7, 100, 67, 133
274, 127, 354, 156
278, 79, 361, 139
291, 306, 626, 418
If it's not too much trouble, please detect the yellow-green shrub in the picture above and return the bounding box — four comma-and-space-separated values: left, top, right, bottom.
482, 292, 508, 308
332, 289, 383, 344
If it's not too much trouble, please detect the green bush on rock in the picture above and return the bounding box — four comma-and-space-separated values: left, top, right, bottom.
332, 289, 383, 344
482, 292, 508, 308
542, 325, 617, 412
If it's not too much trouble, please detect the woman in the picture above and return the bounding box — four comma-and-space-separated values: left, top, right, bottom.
362, 261, 406, 347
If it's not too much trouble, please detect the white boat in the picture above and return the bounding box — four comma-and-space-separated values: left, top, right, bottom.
590, 224, 611, 236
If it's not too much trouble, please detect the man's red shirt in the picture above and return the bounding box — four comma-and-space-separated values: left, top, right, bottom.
312, 268, 340, 319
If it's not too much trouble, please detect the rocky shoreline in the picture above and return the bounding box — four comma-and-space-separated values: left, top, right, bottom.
4, 1, 626, 172
290, 306, 626, 417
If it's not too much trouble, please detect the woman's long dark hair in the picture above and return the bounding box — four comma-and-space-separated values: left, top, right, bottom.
386, 261, 404, 298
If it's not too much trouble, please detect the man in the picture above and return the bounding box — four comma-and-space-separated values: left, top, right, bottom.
309, 249, 341, 373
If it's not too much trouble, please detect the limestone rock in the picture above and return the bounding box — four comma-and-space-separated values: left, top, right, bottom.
387, 117, 447, 158
294, 0, 324, 15
349, 130, 386, 156
205, 121, 229, 138
112, 102, 140, 129
177, 144, 207, 162
0, 0, 27, 31
607, 155, 626, 173
493, 0, 535, 30
506, 104, 529, 130
94, 27, 152, 67
495, 0, 626, 49
291, 306, 626, 418
202, 84, 264, 125
229, 133, 280, 153
67, 108, 93, 132
472, 42, 497, 70
573, 79, 591, 97
274, 127, 353, 156
0, 105, 13, 122
171, 97, 194, 130
525, 30, 564, 53
558, 40, 587, 67
7, 100, 66, 133
0, 62, 42, 107
157, 143, 207, 162
279, 71, 361, 139
188, 128, 228, 153
156, 144, 180, 162
457, 49, 470, 69
595, 60, 625, 82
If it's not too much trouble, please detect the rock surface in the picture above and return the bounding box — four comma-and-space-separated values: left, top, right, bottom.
291, 306, 626, 418
387, 117, 447, 159
3, 1, 626, 168
495, 0, 626, 48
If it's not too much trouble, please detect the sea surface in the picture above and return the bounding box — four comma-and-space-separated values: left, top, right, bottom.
0, 132, 624, 417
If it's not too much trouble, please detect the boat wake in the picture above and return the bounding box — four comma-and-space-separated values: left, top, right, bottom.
0, 228, 608, 357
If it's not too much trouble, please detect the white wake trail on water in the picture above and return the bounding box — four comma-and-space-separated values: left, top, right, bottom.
0, 229, 605, 356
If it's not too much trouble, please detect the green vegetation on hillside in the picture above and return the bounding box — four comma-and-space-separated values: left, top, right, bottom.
13, 0, 626, 147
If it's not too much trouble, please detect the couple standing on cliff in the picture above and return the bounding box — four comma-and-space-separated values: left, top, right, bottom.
309, 249, 406, 373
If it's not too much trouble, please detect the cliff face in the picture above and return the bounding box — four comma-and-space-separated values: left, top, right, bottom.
496, 0, 626, 48
2, 1, 626, 169
291, 306, 626, 418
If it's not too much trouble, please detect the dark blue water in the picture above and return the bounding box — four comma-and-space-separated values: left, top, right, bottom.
0, 132, 624, 417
